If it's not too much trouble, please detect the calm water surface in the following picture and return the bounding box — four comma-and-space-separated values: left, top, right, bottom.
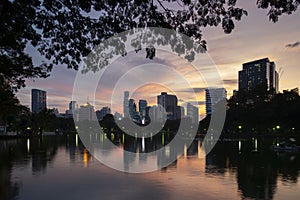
1, 135, 300, 200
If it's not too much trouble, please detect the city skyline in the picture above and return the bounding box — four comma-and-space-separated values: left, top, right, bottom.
21, 55, 296, 119
16, 1, 300, 115
53, 91, 200, 122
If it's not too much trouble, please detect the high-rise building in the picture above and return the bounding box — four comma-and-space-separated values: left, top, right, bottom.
275, 71, 279, 93
179, 106, 185, 119
238, 58, 279, 93
138, 100, 147, 118
187, 103, 199, 123
174, 106, 184, 120
205, 88, 227, 116
129, 99, 136, 118
96, 106, 111, 121
69, 101, 77, 112
129, 99, 140, 122
157, 92, 179, 120
66, 101, 77, 115
123, 91, 129, 118
78, 102, 95, 121
148, 105, 165, 122
31, 89, 47, 113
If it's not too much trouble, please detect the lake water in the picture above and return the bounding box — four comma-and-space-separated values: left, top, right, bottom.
1, 135, 300, 200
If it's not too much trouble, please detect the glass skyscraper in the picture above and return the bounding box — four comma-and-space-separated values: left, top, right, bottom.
205, 88, 226, 116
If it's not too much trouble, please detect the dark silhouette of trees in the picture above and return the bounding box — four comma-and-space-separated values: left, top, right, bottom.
1, 0, 299, 74
198, 89, 300, 136
0, 79, 29, 127
224, 89, 300, 134
29, 109, 76, 134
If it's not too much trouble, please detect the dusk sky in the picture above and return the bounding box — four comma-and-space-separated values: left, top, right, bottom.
17, 1, 300, 117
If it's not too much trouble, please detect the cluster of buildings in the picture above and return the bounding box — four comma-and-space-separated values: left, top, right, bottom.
30, 89, 200, 123
31, 90, 114, 121
70, 103, 115, 121
123, 91, 199, 124
30, 57, 291, 123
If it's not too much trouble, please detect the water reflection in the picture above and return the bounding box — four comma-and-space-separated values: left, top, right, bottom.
0, 135, 300, 199
0, 140, 21, 200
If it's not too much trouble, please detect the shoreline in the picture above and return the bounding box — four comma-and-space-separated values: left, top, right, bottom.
1, 132, 298, 140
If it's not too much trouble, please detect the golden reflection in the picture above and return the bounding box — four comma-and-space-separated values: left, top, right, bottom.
111, 133, 115, 141
184, 144, 187, 158
83, 149, 88, 167
27, 139, 30, 153
75, 134, 78, 147
165, 146, 170, 158
197, 141, 205, 158
142, 136, 145, 152
136, 145, 140, 161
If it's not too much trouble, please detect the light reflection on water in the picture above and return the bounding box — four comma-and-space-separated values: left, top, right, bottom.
1, 135, 300, 200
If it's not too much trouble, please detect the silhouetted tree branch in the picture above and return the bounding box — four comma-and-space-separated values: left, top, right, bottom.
0, 0, 299, 87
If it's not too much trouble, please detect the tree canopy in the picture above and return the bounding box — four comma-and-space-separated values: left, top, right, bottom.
1, 0, 299, 81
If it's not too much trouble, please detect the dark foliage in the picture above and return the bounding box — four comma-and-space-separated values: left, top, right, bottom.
2, 0, 298, 74
206, 90, 300, 135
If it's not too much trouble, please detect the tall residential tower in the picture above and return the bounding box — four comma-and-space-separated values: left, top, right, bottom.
157, 92, 181, 120
238, 58, 279, 93
123, 91, 129, 118
187, 103, 199, 124
31, 89, 47, 113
